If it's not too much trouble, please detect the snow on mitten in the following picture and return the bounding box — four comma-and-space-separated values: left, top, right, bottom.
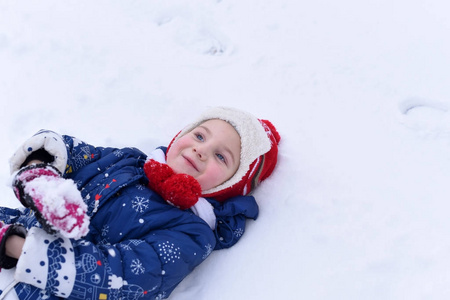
13, 163, 60, 208
12, 164, 89, 239
144, 159, 201, 210
0, 223, 26, 269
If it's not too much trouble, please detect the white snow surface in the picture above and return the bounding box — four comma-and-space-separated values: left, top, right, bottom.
1, 1, 450, 299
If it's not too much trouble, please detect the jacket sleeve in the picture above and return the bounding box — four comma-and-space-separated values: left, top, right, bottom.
14, 221, 215, 299
9, 129, 145, 178
62, 134, 143, 178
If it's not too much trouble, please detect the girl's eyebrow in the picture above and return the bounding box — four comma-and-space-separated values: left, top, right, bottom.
198, 125, 211, 135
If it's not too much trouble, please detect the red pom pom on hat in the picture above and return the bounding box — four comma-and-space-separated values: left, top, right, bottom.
160, 174, 201, 209
144, 159, 201, 210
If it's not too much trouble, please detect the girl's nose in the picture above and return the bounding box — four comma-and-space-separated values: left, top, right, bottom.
193, 146, 206, 160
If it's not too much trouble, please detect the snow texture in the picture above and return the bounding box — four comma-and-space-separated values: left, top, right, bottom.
23, 175, 89, 239
1, 0, 450, 299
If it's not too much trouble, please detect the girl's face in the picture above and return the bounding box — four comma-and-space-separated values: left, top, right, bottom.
166, 119, 241, 191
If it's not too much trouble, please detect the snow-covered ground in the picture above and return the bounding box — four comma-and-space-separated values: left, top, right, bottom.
2, 1, 450, 299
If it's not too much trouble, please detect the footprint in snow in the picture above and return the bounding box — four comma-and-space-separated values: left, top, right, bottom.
153, 12, 230, 57
399, 97, 450, 137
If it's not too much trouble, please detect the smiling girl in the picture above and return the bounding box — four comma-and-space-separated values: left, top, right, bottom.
0, 106, 280, 300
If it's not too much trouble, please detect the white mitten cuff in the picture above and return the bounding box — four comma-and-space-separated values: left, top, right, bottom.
9, 130, 67, 175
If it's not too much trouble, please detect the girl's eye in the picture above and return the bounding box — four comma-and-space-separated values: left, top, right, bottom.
216, 153, 226, 163
195, 133, 204, 142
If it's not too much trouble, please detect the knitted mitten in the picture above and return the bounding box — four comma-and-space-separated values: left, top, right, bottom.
0, 223, 26, 269
144, 159, 201, 210
12, 164, 89, 239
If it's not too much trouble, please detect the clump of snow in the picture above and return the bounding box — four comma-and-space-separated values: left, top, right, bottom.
23, 176, 89, 239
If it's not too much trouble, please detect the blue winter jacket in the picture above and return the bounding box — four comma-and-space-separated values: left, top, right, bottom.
0, 132, 259, 300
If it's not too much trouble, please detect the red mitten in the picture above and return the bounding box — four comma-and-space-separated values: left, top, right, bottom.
144, 159, 201, 210
12, 164, 89, 239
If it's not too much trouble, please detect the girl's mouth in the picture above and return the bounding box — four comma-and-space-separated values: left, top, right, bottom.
182, 155, 199, 172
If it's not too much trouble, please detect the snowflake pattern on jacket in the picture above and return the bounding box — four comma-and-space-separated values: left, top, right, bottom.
0, 131, 259, 300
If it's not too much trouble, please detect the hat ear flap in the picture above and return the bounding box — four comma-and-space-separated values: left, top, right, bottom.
256, 119, 280, 183
165, 131, 182, 159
